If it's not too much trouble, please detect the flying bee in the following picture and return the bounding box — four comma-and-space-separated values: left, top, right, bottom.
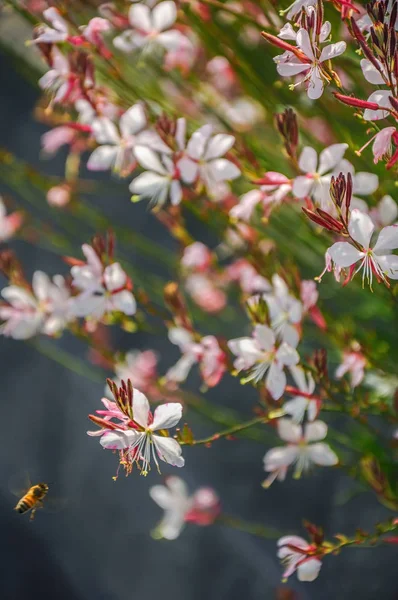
14, 482, 49, 521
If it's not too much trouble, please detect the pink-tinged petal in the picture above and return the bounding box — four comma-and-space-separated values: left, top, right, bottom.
87, 146, 117, 171
319, 41, 346, 62
378, 195, 398, 226
278, 23, 297, 40
354, 172, 379, 195
307, 67, 324, 100
129, 172, 167, 196
320, 21, 331, 42
112, 290, 137, 315
318, 143, 348, 176
43, 7, 68, 33
277, 535, 308, 550
305, 420, 327, 442
204, 134, 235, 160
277, 418, 302, 443
297, 558, 322, 582
363, 90, 392, 121
128, 3, 152, 32
296, 28, 315, 61
276, 61, 309, 77
103, 262, 127, 291
156, 30, 185, 50
360, 59, 385, 85
100, 430, 135, 450
373, 128, 395, 163
376, 254, 398, 279
328, 241, 362, 267
299, 146, 317, 174
254, 324, 275, 351
170, 180, 182, 206
32, 271, 50, 302
92, 118, 120, 145
266, 362, 286, 400
119, 104, 146, 137
156, 511, 186, 540
307, 442, 338, 466
151, 402, 183, 430
207, 159, 240, 182
263, 446, 299, 470
373, 225, 398, 253
152, 435, 185, 467
187, 125, 213, 159
275, 342, 299, 366
292, 176, 313, 199
230, 189, 263, 221
177, 157, 198, 184
132, 388, 151, 428
134, 146, 167, 174
348, 209, 375, 248
153, 1, 177, 31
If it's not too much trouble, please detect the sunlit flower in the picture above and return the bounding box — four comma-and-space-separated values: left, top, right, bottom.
129, 147, 183, 207
263, 419, 338, 486
264, 274, 303, 347
335, 349, 366, 388
228, 324, 299, 399
277, 535, 322, 582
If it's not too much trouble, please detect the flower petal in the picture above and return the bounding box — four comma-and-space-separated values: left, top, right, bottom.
134, 146, 167, 174
204, 134, 235, 160
128, 3, 152, 32
305, 420, 327, 442
266, 362, 286, 400
132, 388, 150, 428
119, 104, 146, 137
152, 1, 177, 31
296, 28, 315, 61
153, 435, 185, 467
207, 159, 241, 182
376, 254, 398, 279
363, 90, 392, 121
373, 225, 398, 253
348, 209, 375, 248
307, 66, 324, 100
112, 290, 137, 315
299, 146, 317, 174
297, 559, 322, 582
87, 146, 117, 171
319, 41, 346, 62
318, 143, 348, 175
277, 418, 302, 443
254, 324, 275, 351
187, 125, 213, 159
360, 59, 385, 85
292, 176, 313, 199
328, 241, 362, 267
103, 262, 127, 291
151, 403, 183, 431
276, 342, 299, 366
263, 446, 299, 470
307, 442, 338, 466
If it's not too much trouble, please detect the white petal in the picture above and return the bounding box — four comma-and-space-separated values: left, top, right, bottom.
319, 41, 346, 62
297, 559, 322, 582
156, 30, 185, 50
278, 23, 297, 40
277, 418, 302, 443
360, 59, 385, 85
305, 420, 327, 442
156, 511, 186, 540
281, 324, 299, 348
266, 362, 286, 400
103, 262, 127, 291
299, 146, 317, 174
153, 1, 177, 31
320, 21, 331, 42
119, 104, 146, 137
276, 61, 309, 76
132, 388, 150, 428
378, 195, 398, 226
207, 158, 240, 182
100, 430, 134, 450
307, 442, 338, 466
296, 28, 315, 61
263, 446, 299, 470
348, 209, 375, 248
149, 484, 173, 509
227, 337, 261, 364
283, 397, 308, 423
112, 290, 137, 315
292, 176, 313, 199
168, 327, 193, 347
187, 125, 213, 159
376, 254, 398, 279
129, 4, 152, 32
307, 67, 324, 100
134, 146, 167, 174
129, 172, 167, 195
153, 435, 185, 467
354, 172, 379, 196
170, 180, 182, 206
328, 241, 362, 267
278, 535, 308, 550
32, 271, 50, 302
43, 7, 68, 33
318, 143, 348, 176
363, 90, 392, 121
166, 354, 196, 382
87, 146, 117, 171
151, 403, 183, 430
175, 118, 186, 150
204, 134, 235, 160
92, 118, 120, 145
254, 324, 275, 351
275, 342, 299, 366
373, 225, 398, 253
177, 157, 198, 184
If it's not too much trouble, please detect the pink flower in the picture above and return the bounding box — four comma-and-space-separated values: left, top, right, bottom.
185, 274, 227, 313
226, 259, 271, 295
277, 536, 321, 582
372, 127, 396, 162
164, 35, 196, 74
83, 17, 112, 57
300, 280, 326, 330
230, 172, 292, 221
47, 184, 71, 207
181, 242, 212, 272
38, 48, 80, 105
335, 349, 366, 388
41, 126, 77, 155
263, 419, 338, 486
0, 198, 23, 241
33, 7, 69, 44
113, 350, 158, 393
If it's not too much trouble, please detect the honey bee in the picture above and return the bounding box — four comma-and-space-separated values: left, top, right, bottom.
14, 483, 49, 520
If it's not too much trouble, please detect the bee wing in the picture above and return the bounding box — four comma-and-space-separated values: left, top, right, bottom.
42, 495, 68, 514
8, 470, 32, 498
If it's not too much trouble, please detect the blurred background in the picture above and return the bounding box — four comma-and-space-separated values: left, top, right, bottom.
1, 10, 398, 600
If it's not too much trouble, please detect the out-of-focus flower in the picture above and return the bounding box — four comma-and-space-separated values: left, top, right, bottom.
38, 48, 80, 105
98, 388, 185, 474
166, 327, 226, 387
226, 260, 271, 295
177, 124, 240, 195
181, 242, 212, 272
164, 34, 196, 74
228, 324, 299, 399
130, 147, 183, 207
47, 184, 71, 207
185, 274, 227, 313
283, 366, 319, 423
33, 7, 69, 44
292, 144, 348, 206
300, 280, 326, 330
335, 349, 366, 388
370, 195, 398, 228
230, 172, 292, 222
0, 198, 23, 241
113, 1, 185, 52
277, 535, 322, 582
264, 274, 303, 347
83, 17, 112, 57
87, 104, 169, 175
263, 419, 338, 486
150, 476, 220, 539
41, 126, 77, 156
113, 350, 158, 393
70, 244, 136, 318
0, 271, 71, 339
327, 209, 398, 287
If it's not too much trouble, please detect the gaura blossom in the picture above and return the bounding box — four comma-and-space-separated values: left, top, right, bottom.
47, 184, 71, 207
70, 244, 136, 318
277, 536, 322, 582
38, 48, 80, 105
177, 123, 241, 195
264, 274, 303, 348
283, 366, 319, 423
0, 197, 23, 241
263, 419, 338, 486
335, 349, 366, 388
327, 209, 398, 287
33, 7, 69, 44
92, 388, 185, 474
229, 173, 292, 222
370, 195, 398, 228
184, 274, 227, 313
228, 324, 299, 400
300, 279, 326, 330
360, 58, 393, 121
0, 271, 71, 339
181, 242, 212, 272
113, 350, 158, 394
226, 259, 271, 295
292, 143, 348, 206
150, 476, 220, 540
129, 147, 183, 207
280, 0, 316, 20
166, 327, 226, 387
87, 104, 170, 176
113, 1, 185, 53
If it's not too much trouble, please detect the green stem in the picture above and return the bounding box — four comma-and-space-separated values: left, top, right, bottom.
181, 414, 276, 446
217, 514, 281, 539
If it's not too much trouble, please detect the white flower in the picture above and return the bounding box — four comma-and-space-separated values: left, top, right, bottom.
150, 476, 192, 539
38, 48, 74, 105
280, 0, 316, 20
228, 324, 299, 400
277, 536, 321, 582
283, 366, 318, 423
292, 143, 348, 206
335, 350, 366, 388
263, 419, 338, 486
113, 1, 185, 53
327, 209, 398, 287
87, 104, 170, 175
360, 58, 393, 121
230, 173, 292, 222
370, 195, 398, 228
33, 7, 69, 44
177, 124, 240, 195
100, 389, 185, 474
264, 274, 303, 347
130, 147, 182, 207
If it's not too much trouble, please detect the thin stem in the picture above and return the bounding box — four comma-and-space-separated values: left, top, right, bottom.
217, 514, 281, 539
181, 414, 276, 446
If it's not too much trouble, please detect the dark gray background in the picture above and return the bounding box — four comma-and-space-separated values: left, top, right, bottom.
1, 51, 397, 600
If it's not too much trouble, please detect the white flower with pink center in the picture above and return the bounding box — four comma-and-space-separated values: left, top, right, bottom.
228, 324, 299, 399
335, 350, 366, 388
263, 419, 338, 486
230, 172, 292, 222
277, 536, 321, 582
38, 48, 78, 105
100, 389, 184, 475
327, 209, 398, 288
